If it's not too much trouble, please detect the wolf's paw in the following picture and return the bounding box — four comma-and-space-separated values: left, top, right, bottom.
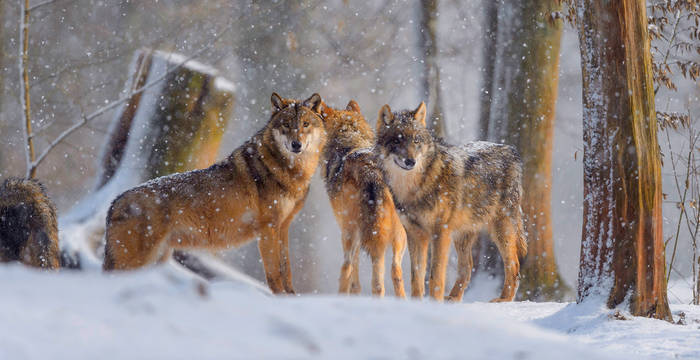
445, 295, 462, 303
489, 297, 511, 303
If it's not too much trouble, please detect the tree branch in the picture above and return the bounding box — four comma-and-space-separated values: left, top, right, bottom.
20, 0, 36, 178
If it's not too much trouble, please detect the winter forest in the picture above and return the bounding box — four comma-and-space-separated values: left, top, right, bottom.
0, 0, 699, 359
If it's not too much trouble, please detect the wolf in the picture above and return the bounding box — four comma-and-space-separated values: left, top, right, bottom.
320, 100, 406, 297
0, 177, 60, 269
103, 93, 326, 294
374, 102, 527, 302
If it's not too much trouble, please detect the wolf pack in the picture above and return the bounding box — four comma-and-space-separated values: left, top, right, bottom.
0, 92, 527, 302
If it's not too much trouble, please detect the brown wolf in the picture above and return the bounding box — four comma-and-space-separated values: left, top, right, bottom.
103, 93, 326, 294
374, 102, 527, 302
0, 177, 60, 269
320, 100, 406, 297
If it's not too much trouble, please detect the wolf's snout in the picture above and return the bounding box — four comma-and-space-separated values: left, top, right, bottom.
404, 158, 416, 168
291, 140, 302, 153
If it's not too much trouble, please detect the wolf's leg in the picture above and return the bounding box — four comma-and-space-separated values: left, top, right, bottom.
447, 232, 476, 302
350, 237, 362, 294
428, 229, 452, 301
391, 224, 407, 298
258, 227, 284, 294
279, 214, 298, 294
103, 219, 166, 270
339, 231, 359, 294
369, 245, 386, 297
407, 229, 429, 298
490, 217, 520, 302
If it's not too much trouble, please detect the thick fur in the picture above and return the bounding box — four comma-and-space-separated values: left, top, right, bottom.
103, 93, 326, 294
375, 103, 527, 302
0, 178, 60, 269
320, 100, 406, 297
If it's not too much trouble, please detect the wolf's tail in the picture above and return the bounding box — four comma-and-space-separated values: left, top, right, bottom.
516, 208, 528, 261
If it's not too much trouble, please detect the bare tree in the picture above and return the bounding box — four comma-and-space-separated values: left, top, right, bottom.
575, 0, 672, 321
418, 0, 446, 138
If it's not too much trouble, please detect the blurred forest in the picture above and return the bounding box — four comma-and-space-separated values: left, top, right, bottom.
0, 0, 698, 301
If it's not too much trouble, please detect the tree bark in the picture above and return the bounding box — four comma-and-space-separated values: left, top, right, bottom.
480, 0, 570, 301
61, 49, 234, 266
576, 0, 672, 321
418, 0, 446, 138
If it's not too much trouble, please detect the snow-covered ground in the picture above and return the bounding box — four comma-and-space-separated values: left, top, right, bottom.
1, 265, 698, 360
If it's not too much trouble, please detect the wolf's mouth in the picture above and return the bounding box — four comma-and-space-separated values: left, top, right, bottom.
394, 156, 414, 170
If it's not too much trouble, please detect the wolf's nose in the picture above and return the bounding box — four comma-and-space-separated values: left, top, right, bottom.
291, 140, 302, 152
404, 158, 416, 168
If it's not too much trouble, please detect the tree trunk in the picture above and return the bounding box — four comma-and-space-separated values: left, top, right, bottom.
575, 0, 672, 321
60, 49, 234, 267
418, 0, 446, 138
479, 0, 570, 301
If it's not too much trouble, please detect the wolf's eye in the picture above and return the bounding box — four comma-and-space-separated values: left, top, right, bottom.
303, 121, 310, 128
414, 136, 422, 144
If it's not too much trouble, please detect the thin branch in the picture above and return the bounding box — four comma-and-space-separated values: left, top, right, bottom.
28, 22, 234, 174
28, 0, 59, 12
19, 0, 36, 179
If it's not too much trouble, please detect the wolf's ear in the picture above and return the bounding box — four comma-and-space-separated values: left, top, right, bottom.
378, 104, 394, 126
303, 93, 323, 112
271, 92, 284, 111
413, 101, 427, 127
346, 100, 361, 113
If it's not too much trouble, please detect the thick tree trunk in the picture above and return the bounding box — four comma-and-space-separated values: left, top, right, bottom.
60, 49, 234, 267
576, 0, 672, 321
479, 0, 570, 301
418, 0, 446, 138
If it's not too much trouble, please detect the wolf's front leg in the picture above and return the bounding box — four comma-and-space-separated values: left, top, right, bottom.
258, 228, 285, 294
279, 224, 295, 294
428, 228, 452, 301
391, 226, 407, 298
407, 229, 430, 298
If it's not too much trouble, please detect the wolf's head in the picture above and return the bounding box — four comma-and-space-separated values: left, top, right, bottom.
375, 102, 433, 171
320, 100, 374, 145
269, 92, 326, 156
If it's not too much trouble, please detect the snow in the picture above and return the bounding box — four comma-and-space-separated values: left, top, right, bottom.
1, 264, 698, 360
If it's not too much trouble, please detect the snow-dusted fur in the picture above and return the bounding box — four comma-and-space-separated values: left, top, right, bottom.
375, 102, 526, 302
103, 93, 326, 295
320, 100, 406, 297
0, 178, 60, 269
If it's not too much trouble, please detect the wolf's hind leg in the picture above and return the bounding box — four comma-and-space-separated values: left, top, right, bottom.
447, 232, 476, 302
339, 232, 360, 294
369, 245, 386, 297
490, 217, 520, 302
103, 220, 167, 270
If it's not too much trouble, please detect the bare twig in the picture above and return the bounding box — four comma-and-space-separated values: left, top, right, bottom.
19, 0, 36, 178
28, 22, 233, 175
28, 0, 59, 12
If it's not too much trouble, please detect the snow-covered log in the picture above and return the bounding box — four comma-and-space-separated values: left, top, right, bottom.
59, 49, 235, 269
575, 0, 671, 321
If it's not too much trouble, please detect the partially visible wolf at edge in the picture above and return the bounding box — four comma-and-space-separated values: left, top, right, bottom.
0, 177, 60, 269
